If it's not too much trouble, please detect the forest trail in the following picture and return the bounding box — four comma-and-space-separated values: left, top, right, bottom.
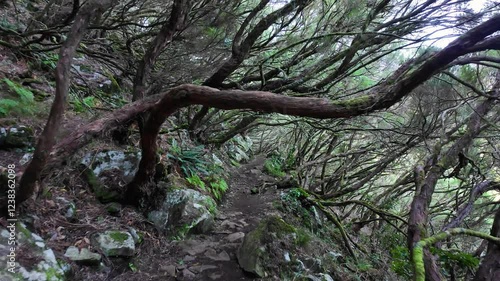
132, 155, 280, 281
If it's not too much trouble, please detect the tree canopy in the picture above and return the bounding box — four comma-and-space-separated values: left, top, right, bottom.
1, 0, 500, 280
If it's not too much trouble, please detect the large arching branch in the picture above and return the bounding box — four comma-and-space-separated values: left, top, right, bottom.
11, 13, 500, 208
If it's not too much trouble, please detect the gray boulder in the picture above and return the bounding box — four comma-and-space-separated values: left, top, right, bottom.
237, 216, 296, 278
81, 150, 141, 182
148, 189, 216, 237
80, 150, 141, 202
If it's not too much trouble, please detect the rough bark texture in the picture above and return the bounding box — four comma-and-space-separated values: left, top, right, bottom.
16, 0, 113, 206
473, 208, 500, 281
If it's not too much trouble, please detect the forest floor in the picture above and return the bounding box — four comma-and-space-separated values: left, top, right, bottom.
77, 155, 281, 281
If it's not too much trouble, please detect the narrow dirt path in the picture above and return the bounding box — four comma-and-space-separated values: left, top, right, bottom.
164, 155, 280, 281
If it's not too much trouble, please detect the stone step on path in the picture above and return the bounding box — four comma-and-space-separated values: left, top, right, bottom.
170, 215, 254, 280
165, 156, 280, 280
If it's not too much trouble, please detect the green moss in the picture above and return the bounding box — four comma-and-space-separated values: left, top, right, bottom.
81, 166, 119, 203
333, 95, 373, 108
109, 231, 129, 243
263, 157, 286, 178
269, 218, 295, 236
170, 223, 195, 240
17, 223, 32, 241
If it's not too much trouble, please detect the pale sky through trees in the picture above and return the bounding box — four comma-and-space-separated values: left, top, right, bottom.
429, 0, 488, 47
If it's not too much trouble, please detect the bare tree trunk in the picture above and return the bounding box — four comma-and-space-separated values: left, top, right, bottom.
16, 0, 114, 206
473, 208, 500, 281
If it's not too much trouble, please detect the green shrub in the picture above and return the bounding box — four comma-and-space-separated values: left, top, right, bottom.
264, 155, 286, 177
71, 94, 98, 113
295, 228, 311, 246
167, 139, 210, 177
209, 178, 228, 201
390, 246, 412, 279
431, 247, 479, 274
187, 174, 228, 201
186, 174, 206, 190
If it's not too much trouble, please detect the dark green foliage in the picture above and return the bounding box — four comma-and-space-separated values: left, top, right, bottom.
431, 247, 479, 274
390, 246, 412, 279
295, 228, 311, 246
390, 245, 479, 279
209, 177, 228, 201
72, 96, 97, 113
279, 188, 317, 230
186, 174, 228, 201
167, 139, 210, 177
186, 174, 206, 189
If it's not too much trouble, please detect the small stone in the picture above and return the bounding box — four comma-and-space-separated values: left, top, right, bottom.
216, 214, 227, 220
182, 268, 196, 279
183, 255, 196, 262
64, 246, 101, 265
127, 227, 142, 244
205, 248, 230, 261
208, 272, 224, 280
284, 252, 291, 262
250, 169, 260, 175
229, 211, 243, 217
160, 264, 177, 277
188, 264, 217, 273
105, 202, 122, 215
92, 230, 135, 257
226, 232, 245, 242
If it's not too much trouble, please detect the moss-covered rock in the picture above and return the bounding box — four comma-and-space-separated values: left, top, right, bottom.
105, 202, 122, 216
0, 125, 34, 149
237, 216, 296, 277
0, 222, 70, 281
80, 166, 120, 203
148, 188, 216, 238
92, 230, 135, 257
80, 150, 141, 182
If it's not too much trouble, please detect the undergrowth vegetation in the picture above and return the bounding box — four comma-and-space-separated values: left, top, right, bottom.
0, 78, 36, 116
